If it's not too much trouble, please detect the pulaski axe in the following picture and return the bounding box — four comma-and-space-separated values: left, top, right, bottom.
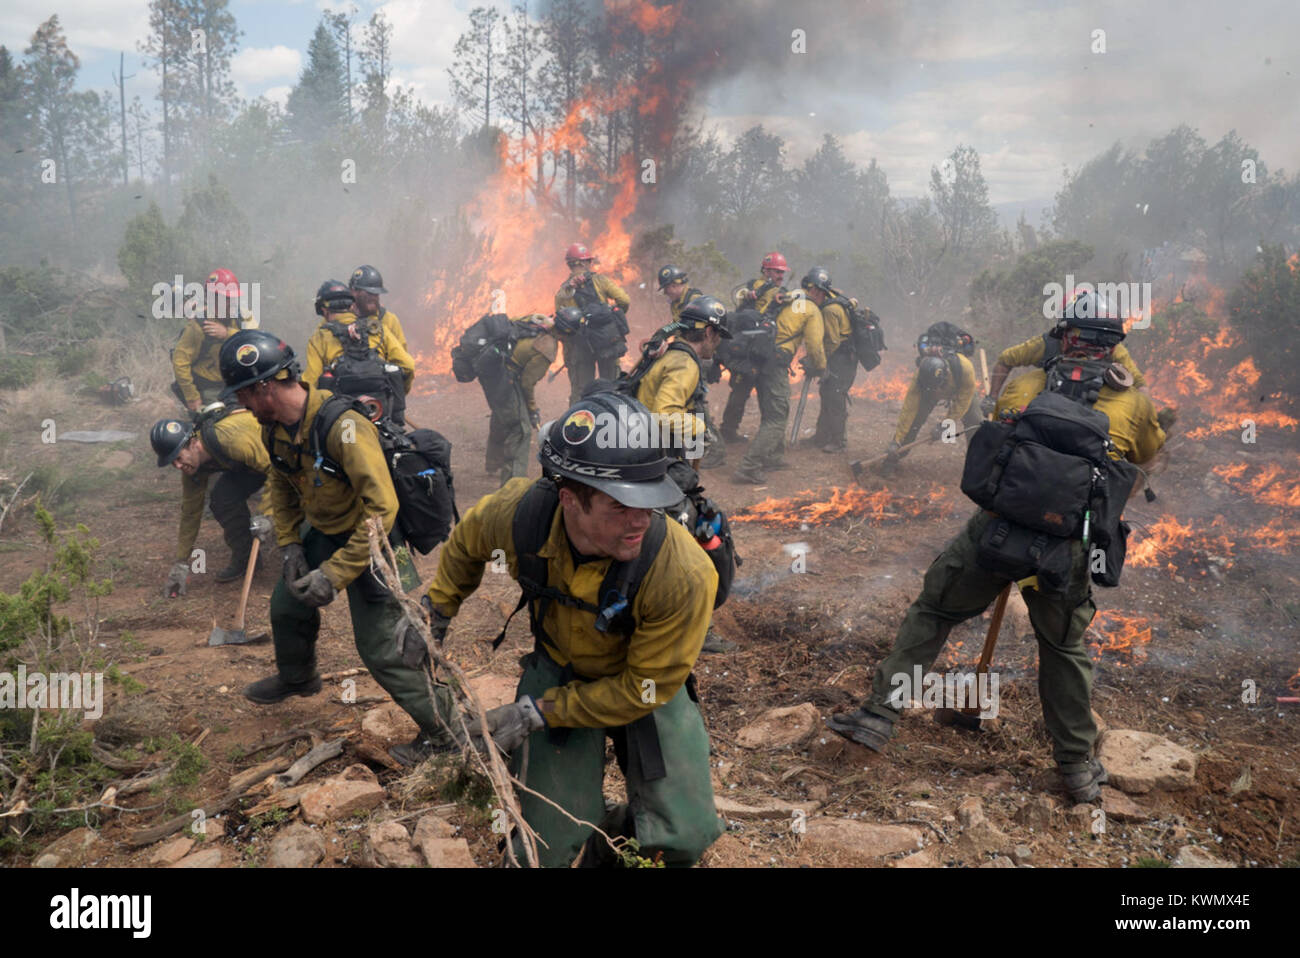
934, 582, 1011, 731
208, 538, 267, 646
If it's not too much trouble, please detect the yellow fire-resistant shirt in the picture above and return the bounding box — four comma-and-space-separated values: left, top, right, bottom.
998, 335, 1145, 388
894, 353, 978, 444
554, 272, 631, 313
821, 300, 852, 354
508, 318, 558, 412
303, 312, 416, 394
376, 308, 408, 351
774, 298, 827, 374
738, 278, 786, 315
175, 409, 272, 562
426, 478, 717, 729
263, 385, 400, 589
635, 344, 706, 447
171, 309, 257, 405
669, 287, 704, 322
995, 373, 1165, 463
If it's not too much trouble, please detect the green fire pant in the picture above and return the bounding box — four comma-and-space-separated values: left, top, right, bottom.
740, 358, 792, 472
209, 468, 266, 570
564, 338, 623, 405
269, 525, 457, 742
481, 373, 531, 486
864, 510, 1099, 765
510, 650, 724, 868
720, 370, 755, 437
813, 344, 858, 446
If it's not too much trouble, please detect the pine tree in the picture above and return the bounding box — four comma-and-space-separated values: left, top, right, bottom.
286, 19, 348, 141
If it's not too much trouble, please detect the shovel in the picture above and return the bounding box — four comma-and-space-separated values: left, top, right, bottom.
934, 582, 1010, 731
208, 538, 266, 646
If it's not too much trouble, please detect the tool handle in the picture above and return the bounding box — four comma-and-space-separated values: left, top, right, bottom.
978, 583, 1011, 675
234, 537, 260, 631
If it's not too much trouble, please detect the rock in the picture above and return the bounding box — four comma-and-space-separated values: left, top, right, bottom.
422, 837, 477, 867
1066, 804, 1098, 831
300, 765, 385, 824
467, 674, 518, 711
893, 846, 941, 868
33, 827, 102, 868
267, 822, 326, 868
1186, 711, 1205, 726
979, 855, 1016, 868
1097, 730, 1197, 794
413, 813, 457, 863
801, 818, 923, 861
972, 771, 1016, 795
367, 821, 422, 868
735, 703, 822, 749
361, 703, 419, 746
1091, 709, 1108, 733
202, 818, 225, 841
1100, 786, 1150, 823
714, 796, 820, 821
1174, 845, 1235, 868
171, 847, 223, 868
1004, 588, 1031, 638
807, 783, 831, 803
93, 698, 172, 746
1014, 795, 1058, 829
952, 821, 1009, 860
1012, 845, 1033, 864
956, 796, 985, 828
150, 836, 194, 865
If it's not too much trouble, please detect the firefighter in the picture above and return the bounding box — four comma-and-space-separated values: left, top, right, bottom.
303, 280, 416, 424
483, 314, 559, 485
800, 267, 856, 453
218, 330, 458, 767
733, 272, 826, 485
171, 268, 258, 411
721, 251, 789, 443
988, 290, 1146, 415
150, 406, 272, 595
349, 264, 408, 351
657, 264, 704, 322
554, 243, 631, 403
826, 291, 1167, 804
883, 322, 982, 473
420, 391, 724, 867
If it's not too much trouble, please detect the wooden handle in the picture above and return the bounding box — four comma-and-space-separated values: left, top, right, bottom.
978, 583, 1011, 675
234, 537, 260, 631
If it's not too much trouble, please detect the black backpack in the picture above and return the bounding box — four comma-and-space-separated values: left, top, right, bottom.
959, 389, 1138, 594
918, 321, 976, 357
305, 395, 459, 555
320, 319, 407, 424
715, 308, 778, 378
450, 313, 518, 384
826, 295, 887, 372
575, 303, 629, 361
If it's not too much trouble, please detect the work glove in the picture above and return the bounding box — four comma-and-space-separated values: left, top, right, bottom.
250, 515, 274, 545
395, 595, 435, 669
164, 562, 190, 597
290, 569, 337, 608
980, 395, 997, 417
470, 695, 546, 754
797, 355, 817, 376
282, 542, 309, 586
529, 408, 541, 429
885, 439, 902, 461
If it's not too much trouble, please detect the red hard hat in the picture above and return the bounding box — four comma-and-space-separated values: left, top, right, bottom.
761, 251, 788, 273
206, 268, 240, 299
565, 243, 593, 263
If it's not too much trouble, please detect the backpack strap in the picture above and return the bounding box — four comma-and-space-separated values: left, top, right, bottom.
307, 394, 364, 486
1038, 332, 1061, 368
491, 478, 669, 652
197, 406, 235, 471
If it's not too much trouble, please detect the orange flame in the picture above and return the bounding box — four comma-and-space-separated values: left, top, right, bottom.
731, 484, 952, 527
1088, 610, 1154, 664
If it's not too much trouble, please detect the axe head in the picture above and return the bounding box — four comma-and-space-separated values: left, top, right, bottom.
934, 708, 983, 731
207, 627, 267, 647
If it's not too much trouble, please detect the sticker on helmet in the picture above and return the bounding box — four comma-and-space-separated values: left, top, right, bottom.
165, 421, 182, 434
235, 343, 260, 366
562, 409, 597, 445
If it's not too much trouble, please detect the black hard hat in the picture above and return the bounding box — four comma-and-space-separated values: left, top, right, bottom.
537, 393, 681, 509
1060, 289, 1126, 344
315, 279, 355, 316
801, 266, 833, 294
554, 306, 584, 335
349, 265, 388, 295
677, 295, 732, 338
657, 264, 688, 290
218, 329, 299, 398
917, 355, 949, 390
150, 418, 194, 467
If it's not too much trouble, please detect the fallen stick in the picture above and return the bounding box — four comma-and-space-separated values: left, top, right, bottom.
115, 764, 176, 799
240, 727, 317, 758
243, 783, 314, 818
228, 755, 292, 792
271, 738, 346, 791
321, 667, 368, 681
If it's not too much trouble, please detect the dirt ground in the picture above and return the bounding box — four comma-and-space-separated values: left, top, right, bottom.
1, 349, 1296, 869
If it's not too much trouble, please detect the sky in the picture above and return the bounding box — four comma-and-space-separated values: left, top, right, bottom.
3, 0, 1297, 211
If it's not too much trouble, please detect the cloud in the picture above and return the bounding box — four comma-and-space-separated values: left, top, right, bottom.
258, 85, 293, 109
232, 45, 303, 89
0, 0, 148, 57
